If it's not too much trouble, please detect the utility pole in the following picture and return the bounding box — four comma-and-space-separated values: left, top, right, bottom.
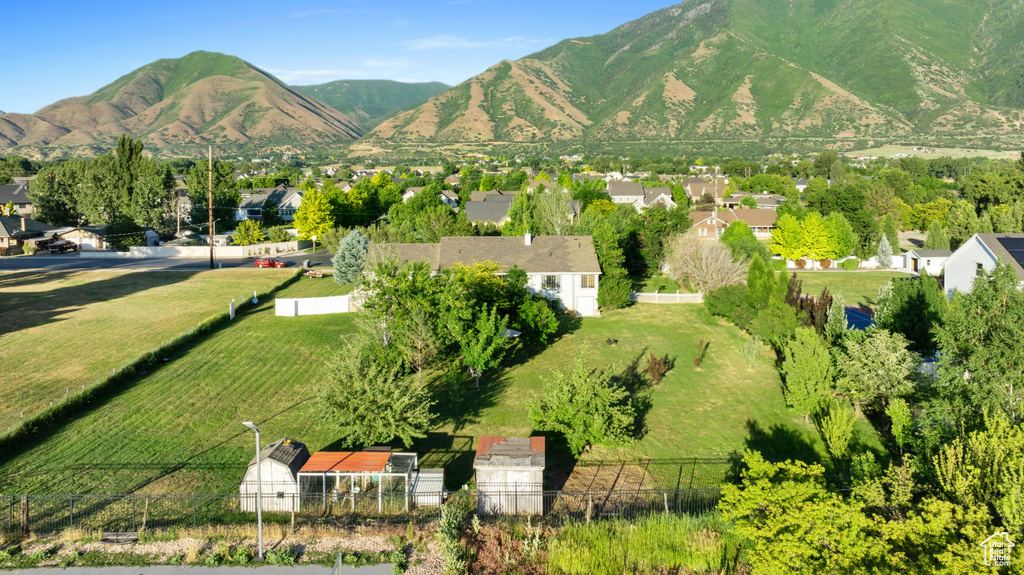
208, 146, 214, 269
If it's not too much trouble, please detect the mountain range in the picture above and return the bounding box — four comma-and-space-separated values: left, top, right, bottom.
368, 0, 1024, 148
4, 0, 1024, 158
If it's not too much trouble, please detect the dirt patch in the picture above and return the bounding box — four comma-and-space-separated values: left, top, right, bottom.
465, 523, 549, 575
663, 73, 697, 105
562, 462, 652, 492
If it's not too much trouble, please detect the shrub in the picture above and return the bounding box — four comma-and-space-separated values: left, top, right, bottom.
23, 244, 38, 255
819, 259, 831, 269
597, 274, 632, 309
646, 352, 669, 385
795, 259, 807, 269
841, 258, 860, 271
772, 258, 787, 271
704, 285, 747, 319
267, 225, 291, 243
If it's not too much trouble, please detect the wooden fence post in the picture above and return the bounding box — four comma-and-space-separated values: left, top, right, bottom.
586, 494, 592, 525
663, 493, 669, 516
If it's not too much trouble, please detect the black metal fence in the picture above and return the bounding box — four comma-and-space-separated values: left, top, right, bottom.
0, 487, 721, 537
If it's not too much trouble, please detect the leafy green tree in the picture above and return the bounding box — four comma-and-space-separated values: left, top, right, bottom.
533, 188, 573, 235
721, 451, 885, 575
935, 264, 1024, 421
813, 151, 841, 179
991, 204, 1017, 233
818, 402, 857, 463
502, 191, 534, 236
881, 214, 901, 255
187, 160, 241, 227
770, 213, 805, 261
825, 291, 848, 344
230, 219, 264, 246
824, 212, 856, 259
267, 225, 290, 243
294, 188, 333, 249
313, 339, 433, 448
886, 398, 913, 451
721, 220, 769, 262
739, 195, 758, 209
876, 235, 893, 268
332, 230, 369, 284
530, 358, 636, 455
800, 212, 832, 263
782, 327, 833, 422
395, 304, 441, 389
922, 220, 949, 250
979, 211, 995, 234
838, 329, 917, 411
944, 199, 979, 250
453, 304, 509, 389
104, 216, 146, 251
30, 159, 86, 226
876, 271, 947, 354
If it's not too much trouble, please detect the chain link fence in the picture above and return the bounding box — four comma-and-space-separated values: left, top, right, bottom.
0, 486, 721, 537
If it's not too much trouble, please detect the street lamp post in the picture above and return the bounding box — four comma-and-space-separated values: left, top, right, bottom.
242, 422, 263, 560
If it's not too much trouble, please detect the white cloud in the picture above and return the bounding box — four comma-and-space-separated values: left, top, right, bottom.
401, 35, 550, 51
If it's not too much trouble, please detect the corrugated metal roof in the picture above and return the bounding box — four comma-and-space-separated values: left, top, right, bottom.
299, 451, 391, 473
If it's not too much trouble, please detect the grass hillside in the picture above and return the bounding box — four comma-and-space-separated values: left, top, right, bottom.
0, 51, 363, 158
368, 0, 1024, 148
292, 80, 448, 130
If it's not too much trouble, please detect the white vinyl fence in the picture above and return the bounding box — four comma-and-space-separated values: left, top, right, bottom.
79, 240, 311, 259
630, 292, 704, 304
275, 294, 356, 316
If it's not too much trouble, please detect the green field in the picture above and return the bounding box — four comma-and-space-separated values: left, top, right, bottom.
793, 271, 912, 308
0, 269, 293, 430
0, 276, 880, 495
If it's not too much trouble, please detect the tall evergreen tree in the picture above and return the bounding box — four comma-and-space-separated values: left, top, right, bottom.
881, 214, 901, 255
782, 327, 833, 422
923, 220, 950, 250
332, 230, 370, 284
876, 235, 893, 268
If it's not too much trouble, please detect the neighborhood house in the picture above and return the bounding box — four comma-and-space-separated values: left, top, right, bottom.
944, 233, 1024, 297
369, 234, 602, 316
688, 208, 779, 239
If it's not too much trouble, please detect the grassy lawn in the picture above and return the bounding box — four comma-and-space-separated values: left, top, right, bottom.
0, 269, 294, 430
635, 273, 682, 293
793, 271, 913, 308
0, 284, 881, 494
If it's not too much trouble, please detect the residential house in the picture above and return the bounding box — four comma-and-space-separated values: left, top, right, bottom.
0, 215, 56, 254
464, 193, 515, 226
688, 208, 779, 239
606, 181, 678, 212
402, 187, 459, 208
944, 233, 1024, 297
721, 191, 788, 210
904, 249, 951, 276
444, 174, 461, 191
0, 182, 34, 216
686, 180, 729, 206
368, 234, 602, 316
235, 185, 303, 222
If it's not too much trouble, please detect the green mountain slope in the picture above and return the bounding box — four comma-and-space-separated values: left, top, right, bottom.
0, 51, 363, 158
367, 0, 1024, 147
292, 80, 448, 129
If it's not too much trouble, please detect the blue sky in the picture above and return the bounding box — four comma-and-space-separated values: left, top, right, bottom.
1, 0, 676, 114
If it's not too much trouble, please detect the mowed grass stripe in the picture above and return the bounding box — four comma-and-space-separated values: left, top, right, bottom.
0, 280, 355, 494
0, 270, 293, 427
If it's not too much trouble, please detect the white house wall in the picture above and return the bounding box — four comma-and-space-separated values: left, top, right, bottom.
945, 235, 999, 297
526, 273, 600, 316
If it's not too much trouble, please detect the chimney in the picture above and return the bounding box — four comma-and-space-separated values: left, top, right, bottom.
20, 217, 26, 232
525, 231, 532, 246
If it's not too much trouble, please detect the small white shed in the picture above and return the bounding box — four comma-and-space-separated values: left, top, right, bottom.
239, 438, 310, 513
905, 249, 951, 276
474, 436, 546, 516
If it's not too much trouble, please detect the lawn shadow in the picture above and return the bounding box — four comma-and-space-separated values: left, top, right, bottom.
607, 349, 661, 443
728, 418, 822, 480
402, 433, 475, 490
532, 430, 574, 490
427, 363, 512, 434
0, 270, 199, 337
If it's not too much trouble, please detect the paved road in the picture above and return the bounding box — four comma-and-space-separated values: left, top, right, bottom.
0, 250, 334, 272
6, 565, 393, 574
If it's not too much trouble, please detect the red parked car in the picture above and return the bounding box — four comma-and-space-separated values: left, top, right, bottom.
254, 257, 287, 268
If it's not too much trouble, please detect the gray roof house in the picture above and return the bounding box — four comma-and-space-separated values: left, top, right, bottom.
607, 181, 677, 212
235, 185, 303, 222
369, 234, 602, 316
465, 191, 516, 225
0, 182, 33, 216
0, 216, 57, 254
944, 233, 1024, 297
904, 249, 952, 276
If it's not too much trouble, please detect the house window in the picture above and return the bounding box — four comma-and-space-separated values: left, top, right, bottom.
581, 274, 595, 289
977, 262, 984, 276
698, 227, 707, 237
277, 492, 285, 499
926, 259, 931, 266
542, 275, 560, 289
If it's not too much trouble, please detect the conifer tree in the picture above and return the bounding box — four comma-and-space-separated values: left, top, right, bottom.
923, 220, 949, 250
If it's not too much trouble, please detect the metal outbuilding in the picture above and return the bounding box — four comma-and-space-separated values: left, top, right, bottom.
474, 436, 546, 515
